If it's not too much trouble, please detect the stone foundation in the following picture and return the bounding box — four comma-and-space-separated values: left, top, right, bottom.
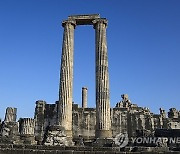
0, 144, 179, 153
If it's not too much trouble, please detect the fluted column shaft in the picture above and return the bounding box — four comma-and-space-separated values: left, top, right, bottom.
82, 87, 88, 108
93, 19, 112, 138
58, 20, 76, 137
20, 118, 35, 135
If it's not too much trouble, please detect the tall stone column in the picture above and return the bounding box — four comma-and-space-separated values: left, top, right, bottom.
58, 19, 76, 137
93, 18, 112, 138
82, 87, 88, 108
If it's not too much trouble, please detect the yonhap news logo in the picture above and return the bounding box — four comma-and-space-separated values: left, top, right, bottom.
114, 133, 129, 148
114, 133, 180, 148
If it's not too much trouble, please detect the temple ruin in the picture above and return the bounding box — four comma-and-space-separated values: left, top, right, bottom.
0, 14, 179, 153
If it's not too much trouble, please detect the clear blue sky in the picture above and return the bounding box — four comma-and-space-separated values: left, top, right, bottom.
0, 0, 179, 119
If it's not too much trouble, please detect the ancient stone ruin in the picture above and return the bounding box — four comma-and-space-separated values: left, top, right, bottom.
0, 14, 179, 153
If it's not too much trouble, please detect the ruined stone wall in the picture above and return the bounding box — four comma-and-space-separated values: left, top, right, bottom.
111, 108, 128, 136
2, 97, 178, 144
34, 100, 57, 143
34, 100, 46, 143
111, 106, 155, 137
33, 100, 180, 142
44, 103, 57, 127
72, 104, 96, 138
0, 101, 179, 146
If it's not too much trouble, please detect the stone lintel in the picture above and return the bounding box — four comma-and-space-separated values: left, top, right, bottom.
68, 14, 100, 25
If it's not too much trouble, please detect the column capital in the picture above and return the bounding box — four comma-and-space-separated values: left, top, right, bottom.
82, 87, 88, 90
92, 18, 108, 28
62, 19, 76, 28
